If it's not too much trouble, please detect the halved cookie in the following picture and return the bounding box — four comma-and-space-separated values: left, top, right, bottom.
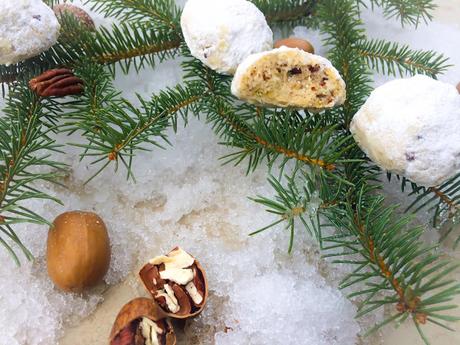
231, 47, 346, 110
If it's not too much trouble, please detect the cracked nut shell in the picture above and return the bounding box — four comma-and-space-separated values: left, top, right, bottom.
46, 211, 111, 292
110, 298, 176, 345
274, 37, 315, 54
139, 248, 208, 319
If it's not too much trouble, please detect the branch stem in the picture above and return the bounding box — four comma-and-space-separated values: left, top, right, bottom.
96, 39, 181, 65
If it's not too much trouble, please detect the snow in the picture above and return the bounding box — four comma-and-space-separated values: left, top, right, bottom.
0, 1, 459, 345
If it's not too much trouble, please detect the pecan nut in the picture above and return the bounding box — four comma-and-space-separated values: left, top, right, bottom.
110, 298, 176, 345
29, 68, 84, 97
139, 247, 208, 319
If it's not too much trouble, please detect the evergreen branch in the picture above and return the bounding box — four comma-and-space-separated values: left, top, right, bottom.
85, 0, 181, 32
403, 173, 460, 243
182, 56, 345, 173
0, 84, 65, 263
317, 0, 373, 128
63, 63, 204, 181
1, 15, 182, 85
251, 0, 318, 26
356, 39, 450, 77
54, 16, 182, 74
361, 0, 436, 27
253, 175, 460, 337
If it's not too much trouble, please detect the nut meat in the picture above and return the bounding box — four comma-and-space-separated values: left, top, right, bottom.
110, 298, 176, 345
139, 247, 208, 319
29, 68, 84, 97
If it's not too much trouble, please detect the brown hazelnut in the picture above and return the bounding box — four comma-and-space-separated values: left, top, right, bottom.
110, 298, 176, 345
46, 211, 111, 292
53, 4, 96, 31
139, 247, 208, 319
274, 37, 315, 54
456, 82, 460, 94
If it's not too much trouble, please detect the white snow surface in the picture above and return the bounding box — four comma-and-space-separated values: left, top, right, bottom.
181, 0, 273, 75
0, 0, 60, 65
0, 1, 459, 345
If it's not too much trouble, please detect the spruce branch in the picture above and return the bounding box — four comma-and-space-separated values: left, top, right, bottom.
1, 14, 182, 86
85, 0, 181, 32
402, 173, 460, 244
182, 55, 347, 174
251, 0, 318, 27
361, 0, 436, 27
253, 175, 460, 338
0, 84, 65, 263
63, 62, 204, 182
356, 39, 450, 77
51, 15, 182, 74
317, 0, 373, 128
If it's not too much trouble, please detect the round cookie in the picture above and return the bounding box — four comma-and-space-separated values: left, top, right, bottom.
350, 75, 460, 187
181, 0, 273, 75
0, 0, 60, 65
231, 47, 346, 110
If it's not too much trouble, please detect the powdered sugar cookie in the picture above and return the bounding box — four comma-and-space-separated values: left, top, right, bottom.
181, 0, 273, 75
350, 75, 460, 187
0, 0, 60, 65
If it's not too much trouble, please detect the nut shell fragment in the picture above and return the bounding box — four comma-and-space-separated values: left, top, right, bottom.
139, 248, 208, 319
110, 298, 176, 345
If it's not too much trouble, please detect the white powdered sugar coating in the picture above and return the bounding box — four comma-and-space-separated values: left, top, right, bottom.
181, 0, 273, 75
0, 0, 60, 65
350, 75, 460, 187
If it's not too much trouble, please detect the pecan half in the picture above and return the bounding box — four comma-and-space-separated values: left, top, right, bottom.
29, 68, 84, 97
110, 298, 176, 345
139, 247, 208, 319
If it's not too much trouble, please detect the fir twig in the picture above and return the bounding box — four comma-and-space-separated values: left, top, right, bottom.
356, 39, 450, 77
0, 84, 65, 263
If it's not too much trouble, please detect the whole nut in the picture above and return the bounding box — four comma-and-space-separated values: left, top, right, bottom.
139, 247, 208, 319
53, 4, 96, 30
456, 82, 460, 94
274, 37, 315, 54
46, 211, 111, 292
110, 298, 176, 345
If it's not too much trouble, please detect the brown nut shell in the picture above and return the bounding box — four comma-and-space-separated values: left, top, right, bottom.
46, 211, 111, 292
110, 298, 176, 345
53, 4, 96, 31
139, 249, 208, 319
456, 82, 460, 94
274, 37, 315, 54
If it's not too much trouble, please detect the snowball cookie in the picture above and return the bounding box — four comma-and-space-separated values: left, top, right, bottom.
350, 75, 460, 187
181, 0, 273, 75
0, 0, 60, 65
231, 47, 346, 110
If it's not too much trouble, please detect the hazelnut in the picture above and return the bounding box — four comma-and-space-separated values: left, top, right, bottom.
53, 4, 96, 31
139, 247, 208, 319
456, 82, 460, 94
46, 211, 111, 292
110, 298, 176, 345
274, 37, 315, 54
